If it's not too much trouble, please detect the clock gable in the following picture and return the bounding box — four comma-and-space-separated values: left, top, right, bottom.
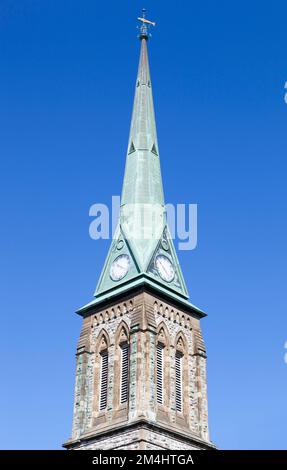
146, 227, 189, 298
95, 225, 140, 297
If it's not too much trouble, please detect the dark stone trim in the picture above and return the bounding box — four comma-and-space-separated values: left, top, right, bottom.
78, 283, 206, 321
63, 419, 216, 450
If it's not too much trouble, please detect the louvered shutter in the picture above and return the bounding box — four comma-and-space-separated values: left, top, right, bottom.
120, 343, 129, 404
99, 350, 108, 410
156, 343, 164, 405
175, 351, 183, 412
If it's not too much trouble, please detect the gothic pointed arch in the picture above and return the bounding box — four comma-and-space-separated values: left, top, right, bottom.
113, 321, 130, 414
157, 321, 169, 347
92, 329, 110, 421
115, 320, 129, 346
156, 322, 170, 413
95, 328, 110, 353
174, 331, 187, 354
174, 331, 189, 425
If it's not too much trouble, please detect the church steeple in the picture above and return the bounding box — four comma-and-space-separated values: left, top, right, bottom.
93, 17, 190, 306
64, 12, 213, 451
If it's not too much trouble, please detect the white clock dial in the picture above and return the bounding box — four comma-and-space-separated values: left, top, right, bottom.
155, 255, 175, 282
110, 254, 130, 281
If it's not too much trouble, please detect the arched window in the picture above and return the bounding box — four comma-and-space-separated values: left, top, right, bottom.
113, 323, 129, 409
175, 350, 183, 412
97, 332, 109, 412
120, 342, 129, 404
175, 335, 186, 414
99, 349, 108, 410
156, 325, 169, 408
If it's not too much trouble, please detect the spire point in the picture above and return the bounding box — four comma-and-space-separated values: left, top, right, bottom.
137, 8, 156, 40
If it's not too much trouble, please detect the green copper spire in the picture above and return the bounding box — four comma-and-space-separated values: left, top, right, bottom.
94, 17, 189, 303
120, 34, 165, 270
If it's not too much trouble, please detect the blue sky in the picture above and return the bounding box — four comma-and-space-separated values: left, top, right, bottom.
0, 0, 286, 449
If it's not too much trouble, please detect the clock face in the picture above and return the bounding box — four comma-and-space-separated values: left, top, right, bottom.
110, 254, 130, 281
155, 255, 175, 282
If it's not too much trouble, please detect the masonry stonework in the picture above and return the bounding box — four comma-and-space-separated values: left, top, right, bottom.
63, 288, 215, 450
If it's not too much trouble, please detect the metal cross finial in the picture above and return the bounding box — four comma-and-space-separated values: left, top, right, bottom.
137, 8, 156, 40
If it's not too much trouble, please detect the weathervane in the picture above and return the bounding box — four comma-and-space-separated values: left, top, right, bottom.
137, 8, 156, 39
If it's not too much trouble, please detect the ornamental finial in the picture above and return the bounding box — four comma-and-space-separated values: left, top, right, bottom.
137, 8, 156, 40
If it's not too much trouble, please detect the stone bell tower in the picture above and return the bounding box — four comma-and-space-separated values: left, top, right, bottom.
63, 12, 215, 450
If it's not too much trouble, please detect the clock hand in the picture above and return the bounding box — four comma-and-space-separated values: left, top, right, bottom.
117, 262, 127, 270
159, 259, 168, 276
